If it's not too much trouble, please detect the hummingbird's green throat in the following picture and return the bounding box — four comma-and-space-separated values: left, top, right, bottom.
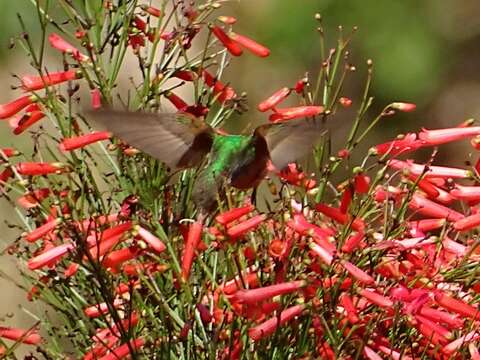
87, 110, 325, 211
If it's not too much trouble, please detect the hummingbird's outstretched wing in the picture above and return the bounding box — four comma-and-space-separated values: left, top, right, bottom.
256, 119, 326, 170
86, 110, 214, 169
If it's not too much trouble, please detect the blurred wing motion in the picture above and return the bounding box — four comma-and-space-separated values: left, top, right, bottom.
257, 119, 326, 170
86, 110, 214, 169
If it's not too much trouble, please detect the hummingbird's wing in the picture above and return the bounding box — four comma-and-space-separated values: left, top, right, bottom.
256, 119, 326, 170
86, 110, 214, 169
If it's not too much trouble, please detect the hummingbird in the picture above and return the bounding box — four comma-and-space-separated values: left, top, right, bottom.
87, 110, 325, 212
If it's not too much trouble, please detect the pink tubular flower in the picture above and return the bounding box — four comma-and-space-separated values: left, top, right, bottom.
358, 288, 393, 308
390, 102, 416, 112
28, 243, 74, 270
211, 25, 243, 56
269, 106, 324, 123
450, 184, 480, 201
0, 327, 42, 345
389, 159, 471, 179
443, 331, 480, 355
363, 346, 383, 360
226, 214, 266, 239
341, 261, 375, 285
16, 162, 67, 176
48, 33, 89, 62
257, 87, 291, 112
0, 95, 36, 119
136, 226, 166, 253
215, 204, 254, 225
59, 131, 112, 152
97, 338, 144, 360
409, 194, 464, 221
309, 241, 333, 265
341, 232, 365, 253
418, 126, 480, 146
232, 280, 306, 304
229, 32, 270, 57
373, 133, 422, 157
469, 343, 480, 360
248, 304, 304, 341
181, 221, 203, 280
25, 218, 61, 243
21, 70, 81, 90
90, 88, 102, 109
288, 213, 335, 252
84, 299, 124, 318
418, 306, 463, 329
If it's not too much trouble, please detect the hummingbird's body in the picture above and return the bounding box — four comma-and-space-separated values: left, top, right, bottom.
87, 110, 324, 212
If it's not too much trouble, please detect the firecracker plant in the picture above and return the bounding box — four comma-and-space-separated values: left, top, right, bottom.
0, 1, 480, 359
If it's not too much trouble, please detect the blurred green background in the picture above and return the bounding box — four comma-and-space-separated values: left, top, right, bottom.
1, 0, 480, 351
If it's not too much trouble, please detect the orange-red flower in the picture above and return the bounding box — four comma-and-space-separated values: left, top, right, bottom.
248, 304, 304, 341
229, 32, 270, 57
48, 33, 89, 61
21, 70, 81, 90
211, 25, 243, 56
257, 87, 290, 112
0, 95, 36, 119
59, 131, 112, 152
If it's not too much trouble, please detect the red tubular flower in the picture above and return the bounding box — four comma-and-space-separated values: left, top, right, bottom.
248, 304, 304, 341
86, 223, 132, 260
269, 106, 324, 123
84, 299, 123, 318
389, 159, 471, 179
217, 15, 237, 24
25, 218, 61, 243
229, 32, 270, 57
97, 337, 144, 360
17, 188, 51, 209
415, 314, 452, 340
390, 102, 416, 112
418, 306, 463, 329
0, 147, 18, 158
48, 33, 89, 62
181, 221, 203, 280
233, 280, 305, 304
16, 162, 67, 176
172, 70, 197, 81
408, 219, 446, 233
59, 131, 112, 152
309, 241, 333, 265
64, 262, 79, 278
339, 293, 359, 324
339, 186, 352, 214
13, 111, 46, 135
453, 213, 480, 231
354, 173, 370, 193
418, 126, 480, 146
226, 214, 266, 239
136, 226, 166, 253
102, 247, 140, 269
84, 335, 118, 360
315, 203, 365, 232
211, 25, 243, 56
358, 288, 393, 308
409, 194, 464, 221
141, 5, 162, 17
165, 91, 188, 111
434, 292, 480, 320
341, 232, 364, 253
202, 70, 237, 103
257, 87, 291, 112
0, 95, 36, 119
21, 70, 81, 90
0, 327, 42, 345
90, 88, 102, 109
28, 243, 74, 270
373, 133, 422, 157
215, 204, 254, 225
132, 16, 147, 32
